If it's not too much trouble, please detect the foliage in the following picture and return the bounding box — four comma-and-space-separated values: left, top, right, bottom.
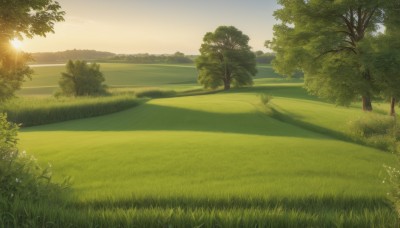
362, 5, 400, 115
384, 165, 400, 216
347, 113, 399, 151
0, 49, 33, 101
0, 0, 64, 100
59, 60, 107, 96
0, 95, 141, 127
0, 113, 67, 211
268, 1, 400, 110
196, 26, 257, 90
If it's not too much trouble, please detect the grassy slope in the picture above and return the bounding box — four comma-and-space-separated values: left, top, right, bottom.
20, 92, 395, 197
18, 89, 398, 225
13, 64, 398, 226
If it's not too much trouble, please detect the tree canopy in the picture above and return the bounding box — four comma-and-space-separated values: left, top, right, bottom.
268, 0, 400, 111
0, 0, 64, 101
59, 60, 106, 96
196, 26, 257, 90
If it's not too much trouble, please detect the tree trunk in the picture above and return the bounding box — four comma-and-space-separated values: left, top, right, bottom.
390, 97, 396, 116
223, 80, 231, 90
362, 95, 373, 111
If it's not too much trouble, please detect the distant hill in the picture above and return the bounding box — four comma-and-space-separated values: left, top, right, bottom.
30, 49, 116, 64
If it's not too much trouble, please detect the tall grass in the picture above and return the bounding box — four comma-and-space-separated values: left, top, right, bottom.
2, 195, 397, 227
347, 113, 400, 152
0, 95, 143, 127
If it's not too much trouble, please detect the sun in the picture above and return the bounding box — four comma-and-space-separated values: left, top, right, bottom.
10, 38, 23, 50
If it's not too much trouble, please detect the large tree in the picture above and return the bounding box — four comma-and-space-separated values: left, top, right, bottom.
268, 0, 395, 111
196, 26, 257, 90
0, 0, 64, 101
59, 60, 106, 96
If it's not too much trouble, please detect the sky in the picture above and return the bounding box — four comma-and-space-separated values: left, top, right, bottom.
23, 0, 280, 55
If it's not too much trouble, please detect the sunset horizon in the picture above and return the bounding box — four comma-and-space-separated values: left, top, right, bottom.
21, 0, 279, 54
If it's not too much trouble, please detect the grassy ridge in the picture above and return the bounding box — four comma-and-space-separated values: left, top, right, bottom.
1, 95, 143, 127
17, 89, 398, 226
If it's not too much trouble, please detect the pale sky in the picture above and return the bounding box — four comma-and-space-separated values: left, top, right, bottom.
23, 0, 279, 54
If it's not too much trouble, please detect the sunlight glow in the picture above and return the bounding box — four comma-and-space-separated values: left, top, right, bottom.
10, 38, 23, 50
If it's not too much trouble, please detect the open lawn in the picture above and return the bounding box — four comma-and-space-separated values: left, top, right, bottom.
16, 83, 399, 226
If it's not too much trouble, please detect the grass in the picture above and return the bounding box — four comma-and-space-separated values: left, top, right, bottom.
4, 62, 398, 226
4, 195, 396, 227
0, 95, 143, 127
14, 88, 399, 226
21, 63, 199, 96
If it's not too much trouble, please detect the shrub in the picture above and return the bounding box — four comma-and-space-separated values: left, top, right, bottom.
347, 113, 399, 152
259, 93, 273, 106
0, 114, 68, 210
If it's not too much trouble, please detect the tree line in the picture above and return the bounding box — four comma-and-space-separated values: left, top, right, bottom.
105, 52, 194, 64
31, 50, 116, 64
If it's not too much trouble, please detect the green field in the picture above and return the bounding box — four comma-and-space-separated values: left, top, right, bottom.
11, 64, 398, 226
20, 63, 290, 96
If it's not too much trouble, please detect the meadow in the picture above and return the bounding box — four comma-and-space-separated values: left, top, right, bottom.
2, 63, 398, 227
21, 63, 287, 96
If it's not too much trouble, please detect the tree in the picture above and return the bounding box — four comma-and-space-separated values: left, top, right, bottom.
196, 26, 257, 90
268, 0, 396, 111
59, 60, 106, 96
364, 2, 400, 116
0, 0, 64, 101
255, 50, 264, 56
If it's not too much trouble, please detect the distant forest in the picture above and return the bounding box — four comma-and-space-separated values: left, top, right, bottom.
29, 49, 274, 65
103, 52, 195, 64
30, 49, 116, 64
255, 51, 275, 64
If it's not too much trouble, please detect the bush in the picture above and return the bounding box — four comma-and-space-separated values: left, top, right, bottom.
347, 113, 399, 152
0, 114, 67, 210
259, 93, 273, 106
